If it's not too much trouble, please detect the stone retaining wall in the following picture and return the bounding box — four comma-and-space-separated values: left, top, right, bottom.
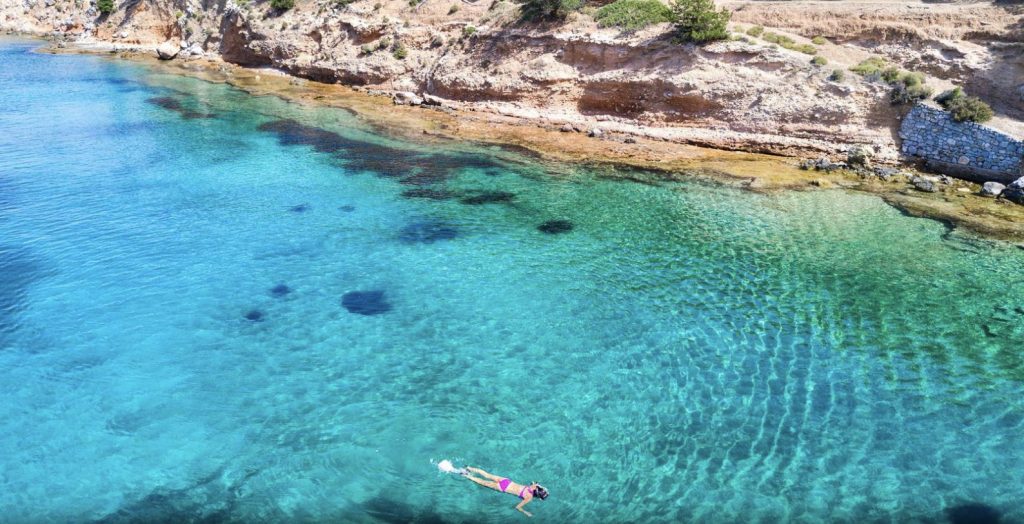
899, 103, 1024, 183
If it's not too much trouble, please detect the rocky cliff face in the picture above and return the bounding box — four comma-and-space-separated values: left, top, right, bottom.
3, 0, 1021, 161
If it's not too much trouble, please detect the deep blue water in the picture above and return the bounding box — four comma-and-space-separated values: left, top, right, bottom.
1, 37, 1023, 523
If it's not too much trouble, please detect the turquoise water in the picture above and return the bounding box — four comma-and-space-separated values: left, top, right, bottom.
1, 37, 1023, 523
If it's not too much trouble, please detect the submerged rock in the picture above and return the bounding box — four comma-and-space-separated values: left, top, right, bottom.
460, 191, 515, 205
244, 310, 265, 322
399, 171, 450, 186
340, 205, 356, 212
269, 284, 291, 298
146, 96, 215, 119
289, 204, 310, 213
537, 220, 574, 234
342, 290, 391, 315
981, 181, 1005, 197
399, 221, 459, 243
401, 188, 457, 200
946, 503, 1001, 524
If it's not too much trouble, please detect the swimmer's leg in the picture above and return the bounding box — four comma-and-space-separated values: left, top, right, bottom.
466, 467, 502, 481
464, 475, 501, 492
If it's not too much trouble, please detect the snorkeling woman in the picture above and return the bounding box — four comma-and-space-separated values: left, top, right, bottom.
458, 466, 548, 517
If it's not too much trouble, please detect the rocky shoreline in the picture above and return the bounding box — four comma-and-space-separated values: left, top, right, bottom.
5, 12, 1024, 241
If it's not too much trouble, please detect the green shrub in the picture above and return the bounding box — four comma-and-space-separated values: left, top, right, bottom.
270, 0, 294, 10
935, 87, 964, 108
448, 3, 459, 14
947, 95, 994, 123
97, 0, 114, 14
882, 68, 931, 105
828, 69, 844, 82
880, 66, 902, 84
463, 25, 477, 37
850, 57, 887, 76
393, 43, 408, 59
595, 0, 674, 31
373, 2, 382, 9
811, 55, 827, 66
334, 0, 356, 6
890, 83, 933, 105
811, 35, 827, 45
761, 31, 791, 46
745, 25, 763, 37
791, 43, 816, 54
360, 43, 374, 55
762, 31, 815, 54
431, 34, 445, 47
520, 0, 583, 20
900, 71, 924, 87
671, 0, 731, 43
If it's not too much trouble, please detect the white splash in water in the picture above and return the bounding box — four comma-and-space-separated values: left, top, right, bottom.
437, 460, 459, 473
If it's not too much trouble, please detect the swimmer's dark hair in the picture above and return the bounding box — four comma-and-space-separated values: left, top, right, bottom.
532, 484, 549, 500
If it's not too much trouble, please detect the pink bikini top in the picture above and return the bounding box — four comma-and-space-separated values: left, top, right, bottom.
517, 485, 531, 499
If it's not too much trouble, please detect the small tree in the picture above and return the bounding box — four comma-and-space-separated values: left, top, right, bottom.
520, 0, 583, 20
271, 0, 295, 10
671, 0, 730, 43
97, 0, 114, 15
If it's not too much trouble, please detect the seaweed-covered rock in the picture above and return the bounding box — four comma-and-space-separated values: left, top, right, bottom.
460, 191, 515, 205
342, 290, 391, 315
398, 221, 459, 243
537, 220, 574, 234
799, 157, 846, 172
911, 176, 938, 193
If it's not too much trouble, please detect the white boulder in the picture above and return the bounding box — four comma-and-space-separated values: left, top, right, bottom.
156, 41, 179, 60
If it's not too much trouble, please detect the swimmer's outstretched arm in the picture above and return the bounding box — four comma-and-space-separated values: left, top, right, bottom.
516, 497, 532, 518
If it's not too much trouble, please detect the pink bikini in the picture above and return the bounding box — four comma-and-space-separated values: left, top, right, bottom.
498, 478, 531, 499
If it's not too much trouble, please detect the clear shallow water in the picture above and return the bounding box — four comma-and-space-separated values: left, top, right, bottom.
1, 37, 1023, 523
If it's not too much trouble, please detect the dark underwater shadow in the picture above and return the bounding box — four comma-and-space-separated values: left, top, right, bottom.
0, 245, 52, 342
360, 494, 453, 524
946, 502, 1002, 524
91, 467, 261, 524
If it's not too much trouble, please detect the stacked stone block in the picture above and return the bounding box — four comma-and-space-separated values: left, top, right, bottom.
899, 103, 1024, 183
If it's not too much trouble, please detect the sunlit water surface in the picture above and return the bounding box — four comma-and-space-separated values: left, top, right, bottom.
1, 38, 1023, 523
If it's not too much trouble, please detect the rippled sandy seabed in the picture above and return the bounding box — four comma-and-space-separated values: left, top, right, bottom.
1, 37, 1022, 523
